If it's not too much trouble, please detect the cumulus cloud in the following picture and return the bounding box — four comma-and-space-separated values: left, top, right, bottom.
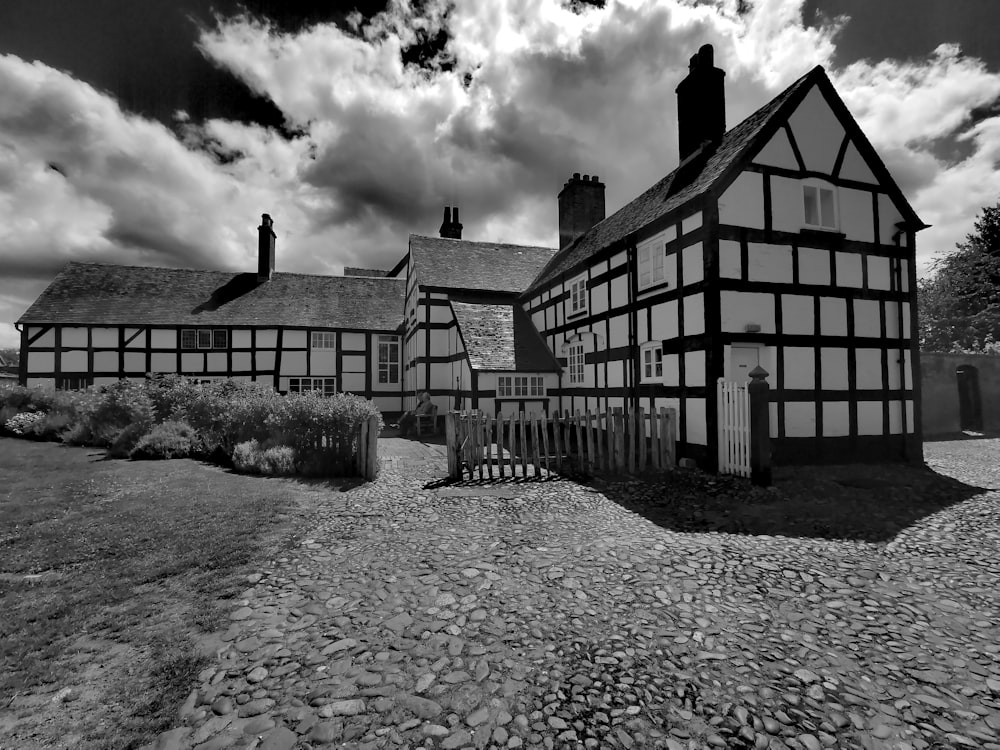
2, 0, 1000, 346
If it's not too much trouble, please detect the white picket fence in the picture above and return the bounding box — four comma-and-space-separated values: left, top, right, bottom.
717, 379, 751, 478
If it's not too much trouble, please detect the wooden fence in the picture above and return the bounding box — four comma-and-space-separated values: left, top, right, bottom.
356, 415, 379, 480
445, 407, 676, 480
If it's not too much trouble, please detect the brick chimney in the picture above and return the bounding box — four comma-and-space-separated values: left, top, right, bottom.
258, 213, 275, 282
558, 173, 605, 250
675, 44, 726, 162
439, 206, 463, 239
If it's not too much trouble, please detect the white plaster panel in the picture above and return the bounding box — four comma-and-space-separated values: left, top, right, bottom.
150, 329, 177, 348
232, 352, 252, 371
903, 350, 912, 390
838, 188, 875, 243
888, 400, 903, 434
854, 299, 881, 338
819, 297, 847, 336
27, 351, 55, 373
788, 87, 844, 174
747, 243, 793, 283
783, 347, 815, 389
255, 351, 275, 371
721, 292, 775, 334
839, 141, 877, 183
753, 128, 799, 170
682, 242, 704, 285
182, 353, 204, 373
823, 401, 850, 437
635, 315, 649, 344
899, 260, 909, 292
610, 274, 626, 305
781, 295, 814, 335
607, 361, 625, 388
683, 294, 705, 336
664, 251, 679, 288
884, 302, 902, 338
820, 348, 849, 389
231, 330, 252, 349
92, 377, 119, 387
902, 302, 911, 335
685, 398, 707, 446
373, 395, 403, 413
718, 171, 765, 229
886, 352, 902, 390
684, 350, 705, 386
29, 327, 55, 347
61, 350, 87, 372
341, 373, 365, 392
256, 330, 278, 348
205, 353, 226, 372
340, 332, 364, 351
867, 256, 892, 291
771, 176, 803, 233
342, 354, 367, 373
284, 330, 307, 349
610, 250, 627, 268
662, 354, 680, 386
906, 400, 914, 433
62, 327, 88, 347
835, 252, 863, 288
124, 352, 146, 372
798, 246, 831, 285
26, 377, 54, 388
649, 299, 680, 343
280, 351, 308, 376
591, 282, 609, 315
150, 353, 175, 372
125, 328, 146, 348
719, 240, 741, 279
878, 194, 903, 246
608, 314, 628, 343
428, 291, 449, 300
431, 305, 453, 324
92, 328, 117, 348
682, 212, 703, 235
770, 402, 779, 439
94, 351, 118, 372
856, 348, 883, 389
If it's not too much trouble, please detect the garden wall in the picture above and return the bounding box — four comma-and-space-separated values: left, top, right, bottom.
921, 352, 1000, 435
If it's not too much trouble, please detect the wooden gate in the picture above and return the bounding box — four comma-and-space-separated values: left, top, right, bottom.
445, 407, 676, 480
717, 379, 751, 478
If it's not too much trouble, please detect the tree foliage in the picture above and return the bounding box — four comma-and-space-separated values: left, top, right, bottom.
919, 203, 1000, 353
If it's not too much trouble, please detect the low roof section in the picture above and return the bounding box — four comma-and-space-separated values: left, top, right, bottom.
408, 235, 557, 294
18, 261, 406, 332
451, 301, 560, 373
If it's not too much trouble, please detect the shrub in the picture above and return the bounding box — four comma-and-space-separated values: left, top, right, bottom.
184, 380, 278, 453
266, 391, 383, 459
4, 412, 44, 435
145, 374, 203, 423
232, 439, 297, 476
0, 385, 62, 415
129, 421, 201, 460
85, 380, 154, 447
108, 422, 149, 459
24, 411, 75, 441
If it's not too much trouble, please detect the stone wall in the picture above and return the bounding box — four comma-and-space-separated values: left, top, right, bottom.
921, 352, 1000, 435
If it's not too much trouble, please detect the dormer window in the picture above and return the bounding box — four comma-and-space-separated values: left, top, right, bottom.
803, 183, 838, 230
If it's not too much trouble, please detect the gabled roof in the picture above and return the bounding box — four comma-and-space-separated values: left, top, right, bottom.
526, 65, 924, 295
18, 262, 406, 331
409, 235, 556, 294
451, 301, 561, 372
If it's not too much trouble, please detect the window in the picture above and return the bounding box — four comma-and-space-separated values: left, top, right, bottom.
182, 328, 228, 350
637, 242, 666, 291
803, 184, 838, 229
640, 342, 663, 383
289, 377, 337, 396
377, 335, 400, 384
212, 329, 228, 349
57, 376, 91, 391
197, 329, 213, 349
567, 342, 586, 384
567, 276, 588, 316
311, 331, 337, 350
181, 329, 197, 350
498, 375, 545, 398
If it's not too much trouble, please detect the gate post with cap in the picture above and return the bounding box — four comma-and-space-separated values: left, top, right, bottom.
748, 365, 772, 487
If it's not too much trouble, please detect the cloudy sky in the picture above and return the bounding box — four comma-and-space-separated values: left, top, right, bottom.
2, 0, 1000, 349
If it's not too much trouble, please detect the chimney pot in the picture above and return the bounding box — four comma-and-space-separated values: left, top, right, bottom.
439, 205, 463, 239
257, 213, 276, 282
675, 43, 726, 162
573, 172, 581, 180
558, 172, 606, 250
592, 174, 599, 182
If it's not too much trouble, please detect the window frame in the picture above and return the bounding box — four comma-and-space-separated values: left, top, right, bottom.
310, 331, 337, 351
212, 329, 228, 349
567, 343, 586, 385
377, 335, 400, 385
197, 329, 213, 350
802, 181, 839, 231
498, 375, 546, 398
637, 241, 667, 292
181, 329, 198, 350
640, 341, 663, 383
567, 275, 588, 317
289, 376, 337, 396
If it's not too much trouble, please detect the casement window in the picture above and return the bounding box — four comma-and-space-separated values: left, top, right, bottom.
57, 376, 91, 391
311, 331, 337, 350
567, 275, 588, 316
637, 242, 666, 291
498, 375, 545, 398
181, 329, 228, 350
803, 183, 838, 230
640, 342, 663, 383
377, 335, 400, 384
567, 342, 586, 384
289, 377, 337, 396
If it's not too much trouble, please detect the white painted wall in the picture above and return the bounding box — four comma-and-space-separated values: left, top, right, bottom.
747, 243, 793, 283
721, 292, 775, 334
718, 171, 764, 229
787, 87, 845, 174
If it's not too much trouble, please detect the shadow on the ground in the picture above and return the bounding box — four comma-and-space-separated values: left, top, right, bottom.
923, 430, 1000, 442
593, 463, 987, 543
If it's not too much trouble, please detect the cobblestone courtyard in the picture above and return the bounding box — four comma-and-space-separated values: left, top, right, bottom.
150, 437, 1000, 750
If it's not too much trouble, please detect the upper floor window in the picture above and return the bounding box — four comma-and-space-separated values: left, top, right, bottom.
377, 335, 400, 384
311, 331, 336, 350
567, 342, 586, 384
181, 329, 227, 350
567, 275, 588, 316
637, 241, 666, 291
498, 375, 545, 398
640, 342, 663, 383
803, 183, 838, 230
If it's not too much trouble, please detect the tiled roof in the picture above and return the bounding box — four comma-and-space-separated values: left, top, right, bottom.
409, 235, 556, 294
344, 267, 388, 277
526, 66, 822, 294
18, 262, 406, 331
451, 301, 561, 372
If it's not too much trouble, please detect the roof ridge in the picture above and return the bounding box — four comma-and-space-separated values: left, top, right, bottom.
62, 260, 404, 282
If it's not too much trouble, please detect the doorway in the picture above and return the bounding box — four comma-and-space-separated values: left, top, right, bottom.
729, 344, 762, 381
956, 365, 982, 432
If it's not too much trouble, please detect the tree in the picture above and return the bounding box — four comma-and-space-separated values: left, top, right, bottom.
919, 203, 1000, 353
0, 347, 18, 366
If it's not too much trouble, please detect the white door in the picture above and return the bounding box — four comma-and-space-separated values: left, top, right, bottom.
730, 345, 760, 382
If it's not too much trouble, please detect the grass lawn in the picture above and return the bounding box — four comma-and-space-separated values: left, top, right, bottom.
0, 437, 327, 749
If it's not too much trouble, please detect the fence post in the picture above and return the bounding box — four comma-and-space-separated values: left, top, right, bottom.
748, 366, 772, 487
445, 411, 458, 479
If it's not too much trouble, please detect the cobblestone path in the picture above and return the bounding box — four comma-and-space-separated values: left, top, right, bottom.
148, 439, 1000, 750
